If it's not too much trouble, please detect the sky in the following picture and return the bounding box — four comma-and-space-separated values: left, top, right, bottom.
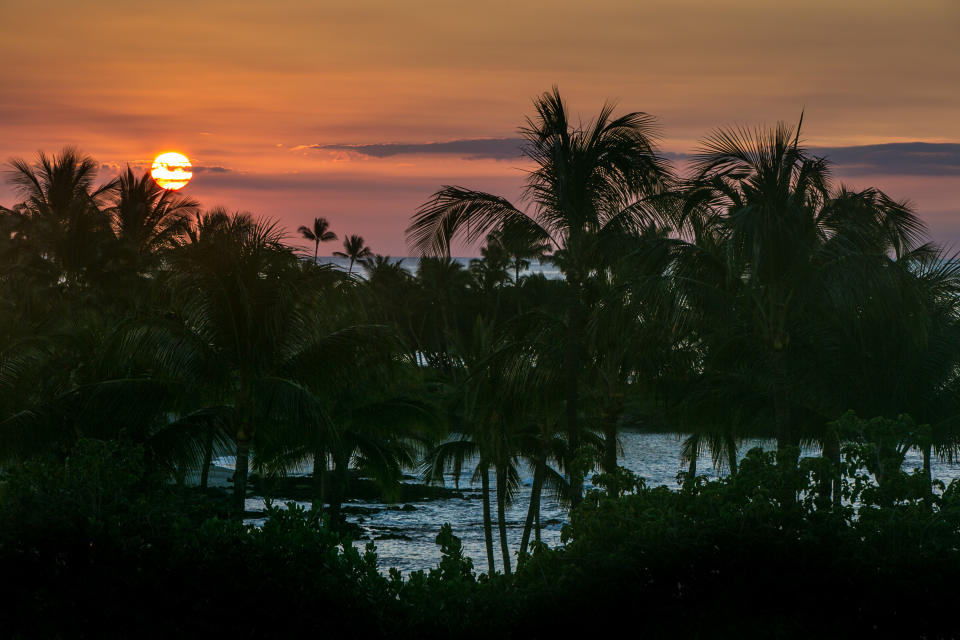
1, 0, 958, 256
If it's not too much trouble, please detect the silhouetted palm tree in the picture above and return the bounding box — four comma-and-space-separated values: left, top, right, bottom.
299, 216, 337, 263
333, 234, 373, 274
488, 221, 552, 283
162, 210, 335, 511
408, 87, 672, 505
674, 119, 926, 454
6, 147, 115, 284
105, 166, 198, 269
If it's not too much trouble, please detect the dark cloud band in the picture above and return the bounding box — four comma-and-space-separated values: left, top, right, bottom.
313, 138, 960, 176
315, 138, 526, 160
810, 143, 960, 177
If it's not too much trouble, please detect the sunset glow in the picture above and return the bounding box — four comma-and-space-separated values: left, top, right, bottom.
151, 152, 193, 190
0, 1, 956, 254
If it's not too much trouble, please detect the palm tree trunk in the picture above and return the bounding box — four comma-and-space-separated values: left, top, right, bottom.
685, 434, 698, 489
312, 446, 326, 516
773, 381, 801, 511
313, 242, 319, 264
602, 396, 622, 494
329, 452, 349, 530
233, 437, 250, 515
520, 459, 545, 558
496, 466, 511, 575
481, 469, 495, 575
726, 435, 738, 476
566, 285, 584, 508
199, 433, 214, 489
922, 442, 933, 509
821, 433, 841, 508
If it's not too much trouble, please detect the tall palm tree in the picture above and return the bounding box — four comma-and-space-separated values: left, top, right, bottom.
421, 317, 532, 575
673, 120, 927, 454
161, 210, 337, 512
298, 216, 337, 263
333, 234, 373, 275
408, 87, 672, 505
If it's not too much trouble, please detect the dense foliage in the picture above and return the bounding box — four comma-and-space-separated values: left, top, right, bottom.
2, 430, 958, 637
1, 89, 959, 635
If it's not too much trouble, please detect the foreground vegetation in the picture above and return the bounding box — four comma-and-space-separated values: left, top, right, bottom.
2, 88, 959, 634
1, 428, 957, 637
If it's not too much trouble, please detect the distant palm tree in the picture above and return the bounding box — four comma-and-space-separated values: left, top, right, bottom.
333, 234, 373, 274
298, 216, 337, 263
408, 87, 672, 505
488, 222, 552, 283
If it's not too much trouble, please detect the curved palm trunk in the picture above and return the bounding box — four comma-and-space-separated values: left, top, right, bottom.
922, 442, 933, 509
496, 466, 512, 575
481, 468, 495, 575
520, 458, 545, 558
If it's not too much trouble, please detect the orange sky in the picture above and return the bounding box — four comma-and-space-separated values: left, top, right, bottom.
1, 0, 958, 255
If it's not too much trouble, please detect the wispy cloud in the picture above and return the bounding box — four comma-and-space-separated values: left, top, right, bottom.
309, 138, 960, 177
810, 143, 960, 177
311, 138, 527, 160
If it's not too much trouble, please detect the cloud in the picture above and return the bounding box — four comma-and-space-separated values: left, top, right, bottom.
309, 138, 960, 177
670, 143, 960, 177
311, 137, 527, 160
811, 143, 960, 177
192, 165, 232, 174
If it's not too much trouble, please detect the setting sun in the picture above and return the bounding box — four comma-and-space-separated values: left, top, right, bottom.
150, 152, 193, 190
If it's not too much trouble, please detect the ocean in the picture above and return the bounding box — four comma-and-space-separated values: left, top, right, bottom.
225, 430, 960, 575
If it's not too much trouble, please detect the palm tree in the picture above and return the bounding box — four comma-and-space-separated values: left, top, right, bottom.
420, 316, 538, 575
160, 210, 337, 512
673, 120, 927, 455
408, 87, 672, 505
333, 234, 373, 275
488, 221, 552, 283
298, 216, 337, 263
5, 147, 115, 285
104, 166, 198, 270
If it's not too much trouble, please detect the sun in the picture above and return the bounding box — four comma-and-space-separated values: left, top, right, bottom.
151, 152, 193, 190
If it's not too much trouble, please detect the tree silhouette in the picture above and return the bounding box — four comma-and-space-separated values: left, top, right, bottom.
298, 216, 337, 263
408, 87, 672, 505
333, 234, 373, 274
